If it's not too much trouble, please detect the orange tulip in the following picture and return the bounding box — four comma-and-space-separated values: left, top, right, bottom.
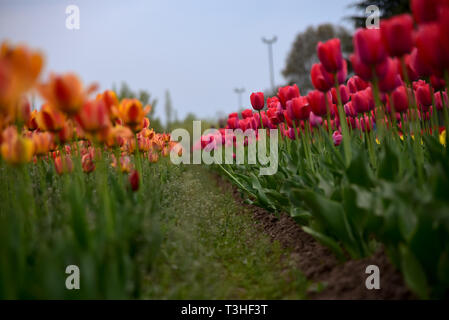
96, 90, 119, 120
58, 119, 75, 143
81, 153, 95, 173
75, 99, 110, 133
54, 155, 74, 175
111, 154, 132, 173
32, 131, 53, 155
39, 73, 97, 115
148, 152, 159, 163
26, 109, 39, 131
36, 104, 66, 132
118, 98, 151, 132
0, 42, 43, 118
1, 126, 34, 164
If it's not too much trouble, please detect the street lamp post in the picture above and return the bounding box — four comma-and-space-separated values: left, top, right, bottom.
262, 36, 277, 93
234, 87, 245, 109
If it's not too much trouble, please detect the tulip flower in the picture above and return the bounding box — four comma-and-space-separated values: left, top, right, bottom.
378, 58, 402, 93
227, 116, 239, 129
434, 91, 449, 110
430, 76, 446, 91
287, 97, 311, 121
311, 63, 334, 92
241, 109, 253, 119
0, 42, 43, 115
332, 131, 343, 146
277, 84, 300, 107
54, 155, 74, 175
36, 104, 66, 132
96, 90, 119, 120
415, 81, 433, 112
39, 73, 97, 115
347, 76, 369, 94
250, 92, 265, 110
148, 152, 159, 164
307, 90, 333, 117
331, 85, 350, 104
267, 96, 281, 109
317, 38, 344, 73
391, 85, 409, 113
75, 99, 110, 133
118, 98, 150, 132
353, 28, 387, 66
350, 52, 389, 82
81, 153, 95, 173
352, 87, 375, 114
380, 14, 414, 57
267, 107, 281, 125
32, 131, 53, 156
1, 126, 34, 164
411, 0, 448, 24
415, 22, 449, 77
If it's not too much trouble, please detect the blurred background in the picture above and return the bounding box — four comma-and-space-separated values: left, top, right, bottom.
0, 0, 410, 132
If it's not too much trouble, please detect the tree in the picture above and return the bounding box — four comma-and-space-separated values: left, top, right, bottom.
164, 90, 173, 131
283, 24, 353, 92
348, 0, 410, 28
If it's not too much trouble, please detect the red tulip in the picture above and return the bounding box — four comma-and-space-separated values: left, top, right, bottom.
277, 84, 300, 107
227, 116, 239, 129
391, 86, 409, 113
350, 53, 389, 82
287, 96, 311, 121
434, 91, 449, 110
307, 90, 333, 117
352, 87, 375, 114
414, 81, 433, 112
411, 0, 449, 24
241, 109, 253, 119
353, 28, 387, 66
331, 85, 350, 104
378, 58, 402, 93
267, 107, 281, 125
431, 76, 446, 91
311, 63, 334, 92
267, 96, 281, 109
129, 170, 139, 191
380, 14, 414, 57
400, 52, 419, 82
410, 48, 433, 79
317, 38, 344, 73
415, 22, 449, 76
229, 112, 238, 118
347, 76, 369, 93
250, 92, 265, 110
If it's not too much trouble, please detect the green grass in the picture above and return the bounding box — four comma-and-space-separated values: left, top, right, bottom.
144, 166, 308, 299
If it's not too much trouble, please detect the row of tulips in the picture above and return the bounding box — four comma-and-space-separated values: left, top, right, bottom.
210, 0, 449, 299
0, 41, 180, 298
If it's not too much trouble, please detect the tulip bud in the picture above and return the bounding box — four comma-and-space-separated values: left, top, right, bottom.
380, 14, 414, 57
129, 170, 139, 191
317, 38, 344, 73
250, 92, 265, 110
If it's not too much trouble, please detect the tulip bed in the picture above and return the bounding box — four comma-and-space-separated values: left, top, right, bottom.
0, 42, 184, 298
211, 3, 449, 300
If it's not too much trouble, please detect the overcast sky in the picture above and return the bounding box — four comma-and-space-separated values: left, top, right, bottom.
0, 0, 357, 123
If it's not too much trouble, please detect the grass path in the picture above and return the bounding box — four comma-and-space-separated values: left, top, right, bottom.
144, 166, 308, 299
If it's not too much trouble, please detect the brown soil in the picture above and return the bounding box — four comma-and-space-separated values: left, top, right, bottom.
213, 172, 414, 300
